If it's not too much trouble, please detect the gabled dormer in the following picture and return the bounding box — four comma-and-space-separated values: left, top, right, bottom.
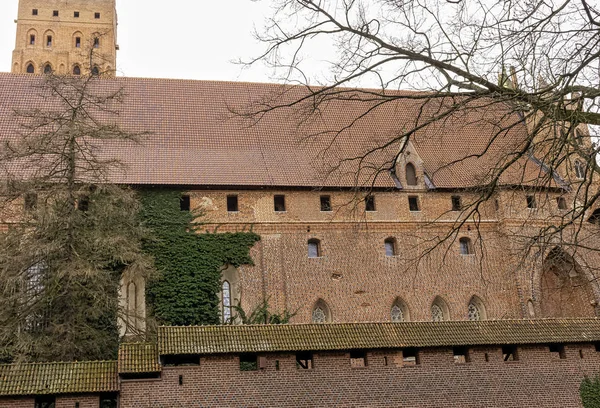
395, 141, 432, 190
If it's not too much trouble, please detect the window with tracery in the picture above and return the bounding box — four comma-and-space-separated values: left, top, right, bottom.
467, 302, 481, 321
312, 307, 326, 323
222, 280, 232, 323
431, 304, 444, 321
391, 304, 404, 322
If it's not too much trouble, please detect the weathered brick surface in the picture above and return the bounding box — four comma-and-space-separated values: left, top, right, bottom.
119, 344, 600, 407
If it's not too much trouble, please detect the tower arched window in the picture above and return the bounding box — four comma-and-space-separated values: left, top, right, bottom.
391, 298, 409, 322
308, 238, 321, 258
431, 296, 450, 321
467, 296, 487, 321
312, 299, 331, 323
384, 237, 397, 257
26, 63, 35, 74
406, 163, 418, 186
73, 65, 81, 76
91, 66, 100, 76
43, 64, 53, 75
222, 280, 232, 323
575, 160, 585, 179
459, 237, 473, 255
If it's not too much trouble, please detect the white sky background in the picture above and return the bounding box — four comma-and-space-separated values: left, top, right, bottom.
0, 0, 293, 82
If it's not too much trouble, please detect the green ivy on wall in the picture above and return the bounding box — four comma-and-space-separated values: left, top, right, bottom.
581, 376, 600, 408
139, 189, 260, 326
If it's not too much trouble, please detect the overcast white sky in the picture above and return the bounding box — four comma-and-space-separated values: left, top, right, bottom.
0, 0, 281, 82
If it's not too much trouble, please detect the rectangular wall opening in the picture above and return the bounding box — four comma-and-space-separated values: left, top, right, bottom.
451, 195, 462, 211
365, 195, 376, 211
35, 396, 56, 408
402, 348, 419, 366
162, 354, 200, 366
296, 352, 314, 369
408, 196, 420, 212
227, 195, 239, 212
549, 344, 567, 359
320, 195, 332, 212
350, 350, 367, 368
502, 345, 518, 361
180, 195, 191, 211
453, 347, 470, 363
526, 195, 537, 209
274, 195, 286, 212
99, 393, 118, 408
239, 353, 258, 371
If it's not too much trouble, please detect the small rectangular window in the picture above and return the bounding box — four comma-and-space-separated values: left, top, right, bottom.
99, 393, 118, 408
350, 350, 367, 368
365, 195, 376, 212
227, 195, 239, 212
502, 345, 518, 361
453, 347, 469, 363
75, 37, 81, 48
296, 352, 313, 369
180, 195, 190, 211
408, 196, 420, 212
29, 34, 35, 45
74, 11, 79, 17
451, 195, 462, 211
32, 9, 38, 15
402, 348, 419, 366
549, 344, 566, 359
93, 37, 100, 48
53, 10, 59, 17
34, 396, 55, 408
239, 354, 258, 371
162, 354, 200, 366
274, 195, 286, 212
95, 12, 101, 19
526, 195, 537, 209
557, 197, 567, 210
320, 195, 332, 212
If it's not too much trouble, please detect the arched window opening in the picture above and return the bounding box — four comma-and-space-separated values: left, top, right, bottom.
127, 281, 138, 321
43, 64, 52, 75
575, 160, 585, 179
384, 237, 397, 257
91, 66, 100, 76
527, 299, 536, 317
308, 239, 321, 258
391, 298, 409, 322
431, 296, 449, 322
222, 280, 232, 323
468, 296, 487, 321
589, 209, 600, 225
459, 237, 473, 255
312, 299, 331, 323
405, 163, 417, 186
72, 65, 81, 76
26, 63, 35, 74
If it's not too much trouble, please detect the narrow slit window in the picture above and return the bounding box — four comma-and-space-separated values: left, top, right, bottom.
74, 11, 80, 18
453, 347, 470, 364
274, 195, 286, 212
53, 10, 59, 17
549, 344, 566, 359
405, 163, 417, 185
350, 350, 367, 368
180, 195, 190, 211
526, 195, 537, 209
402, 348, 419, 366
557, 197, 567, 210
502, 345, 518, 361
575, 161, 585, 179
29, 34, 36, 45
75, 37, 81, 48
451, 195, 462, 211
296, 352, 313, 369
46, 35, 53, 47
221, 281, 231, 323
365, 195, 376, 211
227, 195, 239, 212
408, 196, 420, 212
320, 195, 331, 212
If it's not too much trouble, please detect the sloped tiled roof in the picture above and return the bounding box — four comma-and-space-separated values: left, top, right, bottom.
0, 73, 549, 189
118, 343, 161, 374
159, 319, 600, 355
0, 360, 118, 396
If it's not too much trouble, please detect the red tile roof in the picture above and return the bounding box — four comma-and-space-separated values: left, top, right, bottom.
0, 73, 548, 189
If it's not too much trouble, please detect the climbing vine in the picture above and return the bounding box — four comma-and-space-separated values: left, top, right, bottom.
581, 376, 600, 408
139, 189, 260, 326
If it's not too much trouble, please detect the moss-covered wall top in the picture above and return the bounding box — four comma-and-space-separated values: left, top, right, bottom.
139, 189, 260, 326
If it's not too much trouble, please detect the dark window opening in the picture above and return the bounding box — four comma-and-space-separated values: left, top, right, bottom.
350, 350, 367, 368
502, 345, 518, 361
73, 65, 81, 76
91, 66, 100, 76
26, 63, 35, 74
320, 195, 331, 212
99, 393, 118, 408
180, 195, 190, 211
93, 37, 100, 48
575, 160, 586, 179
75, 37, 81, 48
365, 195, 376, 211
162, 354, 200, 366
579, 349, 584, 359
227, 195, 239, 212
526, 195, 537, 209
451, 195, 462, 211
46, 35, 53, 47
494, 199, 500, 211
296, 352, 313, 369
43, 64, 52, 74
74, 11, 80, 17
557, 197, 567, 210
308, 239, 321, 258
402, 348, 419, 366
595, 343, 600, 352
77, 197, 89, 212
274, 195, 286, 212
32, 9, 38, 15
52, 10, 59, 17
95, 12, 101, 19
453, 347, 470, 363
405, 163, 418, 186
29, 34, 35, 45
588, 209, 600, 225
35, 396, 55, 408
384, 238, 397, 257
239, 354, 258, 371
459, 237, 473, 255
549, 344, 566, 359
24, 192, 37, 211
178, 375, 183, 385
484, 353, 489, 362
408, 196, 420, 212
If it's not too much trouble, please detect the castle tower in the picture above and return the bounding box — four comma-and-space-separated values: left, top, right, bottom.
11, 0, 118, 76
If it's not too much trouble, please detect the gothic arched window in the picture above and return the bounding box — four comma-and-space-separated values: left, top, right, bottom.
406, 163, 417, 186
91, 66, 100, 76
391, 298, 409, 322
72, 65, 81, 76
26, 63, 35, 74
43, 64, 52, 75
308, 239, 321, 258
222, 280, 232, 323
459, 237, 473, 255
575, 160, 585, 179
431, 296, 449, 321
467, 296, 487, 321
312, 299, 331, 323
